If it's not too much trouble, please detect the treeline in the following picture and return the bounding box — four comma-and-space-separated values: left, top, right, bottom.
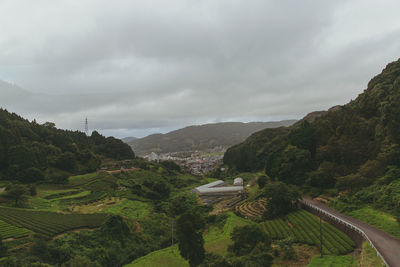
0, 109, 135, 183
224, 59, 400, 204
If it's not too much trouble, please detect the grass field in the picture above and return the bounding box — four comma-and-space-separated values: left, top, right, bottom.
53, 190, 91, 200
204, 212, 251, 256
307, 255, 355, 267
104, 199, 149, 219
262, 210, 355, 255
38, 189, 78, 198
360, 242, 385, 267
68, 172, 99, 186
0, 206, 109, 238
0, 219, 30, 240
346, 207, 400, 239
125, 245, 188, 267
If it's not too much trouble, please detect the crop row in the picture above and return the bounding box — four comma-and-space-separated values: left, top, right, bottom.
291, 211, 354, 254
59, 191, 106, 205
261, 210, 355, 255
0, 206, 109, 239
0, 219, 30, 240
236, 199, 266, 218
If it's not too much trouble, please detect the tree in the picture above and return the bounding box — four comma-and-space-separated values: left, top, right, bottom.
55, 152, 77, 172
229, 225, 270, 256
267, 145, 314, 185
160, 160, 181, 172
377, 166, 400, 185
306, 161, 336, 190
262, 182, 300, 219
336, 174, 369, 193
230, 243, 273, 267
200, 253, 230, 267
29, 185, 37, 196
168, 193, 198, 218
5, 184, 29, 207
257, 175, 268, 188
277, 237, 296, 260
176, 210, 206, 267
18, 167, 44, 183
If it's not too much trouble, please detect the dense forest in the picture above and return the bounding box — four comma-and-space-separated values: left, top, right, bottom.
0, 109, 135, 183
224, 59, 400, 216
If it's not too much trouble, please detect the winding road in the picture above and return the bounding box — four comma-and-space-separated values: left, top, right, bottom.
301, 199, 400, 267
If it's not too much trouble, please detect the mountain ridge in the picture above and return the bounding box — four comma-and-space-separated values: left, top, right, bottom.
126, 120, 296, 155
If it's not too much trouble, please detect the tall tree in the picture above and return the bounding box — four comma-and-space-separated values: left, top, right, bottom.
176, 210, 206, 267
5, 184, 29, 207
262, 182, 300, 219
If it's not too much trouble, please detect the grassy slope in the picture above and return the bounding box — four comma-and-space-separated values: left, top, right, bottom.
204, 212, 251, 256
360, 242, 385, 267
104, 199, 149, 219
125, 245, 189, 267
125, 212, 251, 266
68, 172, 99, 186
307, 255, 355, 267
346, 207, 400, 239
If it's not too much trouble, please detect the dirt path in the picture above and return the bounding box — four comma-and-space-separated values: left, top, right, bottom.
302, 199, 400, 267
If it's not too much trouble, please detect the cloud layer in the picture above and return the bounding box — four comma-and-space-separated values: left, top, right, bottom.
1, 0, 400, 137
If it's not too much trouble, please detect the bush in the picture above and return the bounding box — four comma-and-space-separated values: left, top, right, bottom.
229, 225, 270, 256
29, 185, 37, 196
257, 175, 267, 188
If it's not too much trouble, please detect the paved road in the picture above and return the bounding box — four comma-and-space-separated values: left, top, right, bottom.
301, 199, 400, 267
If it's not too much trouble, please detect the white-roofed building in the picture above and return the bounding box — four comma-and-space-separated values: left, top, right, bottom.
192, 180, 243, 197
233, 177, 243, 186
194, 186, 244, 195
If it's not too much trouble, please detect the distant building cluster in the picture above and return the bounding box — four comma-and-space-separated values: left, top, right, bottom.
143, 147, 225, 176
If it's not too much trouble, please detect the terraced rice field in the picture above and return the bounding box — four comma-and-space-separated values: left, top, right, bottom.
0, 206, 109, 239
0, 219, 30, 240
236, 198, 266, 218
261, 210, 355, 255
58, 191, 107, 205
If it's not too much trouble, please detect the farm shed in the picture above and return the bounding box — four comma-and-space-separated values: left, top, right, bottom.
192, 180, 243, 195
233, 177, 243, 186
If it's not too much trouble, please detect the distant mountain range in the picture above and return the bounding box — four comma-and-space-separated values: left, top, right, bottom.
121, 137, 138, 143
125, 120, 296, 155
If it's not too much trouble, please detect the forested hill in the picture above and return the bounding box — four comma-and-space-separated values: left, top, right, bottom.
224, 58, 400, 190
127, 120, 296, 155
0, 109, 135, 183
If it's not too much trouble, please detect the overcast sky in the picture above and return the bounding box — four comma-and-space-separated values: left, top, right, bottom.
1, 0, 400, 138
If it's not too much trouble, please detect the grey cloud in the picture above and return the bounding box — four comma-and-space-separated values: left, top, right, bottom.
1, 0, 400, 138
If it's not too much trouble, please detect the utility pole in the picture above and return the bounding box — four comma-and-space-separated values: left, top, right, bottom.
171, 218, 174, 247
320, 212, 323, 257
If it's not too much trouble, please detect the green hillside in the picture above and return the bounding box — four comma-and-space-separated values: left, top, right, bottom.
224, 58, 400, 217
0, 108, 134, 182
127, 120, 296, 155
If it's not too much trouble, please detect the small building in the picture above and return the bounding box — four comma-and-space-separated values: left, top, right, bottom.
192, 180, 243, 196
233, 177, 243, 186
148, 152, 159, 162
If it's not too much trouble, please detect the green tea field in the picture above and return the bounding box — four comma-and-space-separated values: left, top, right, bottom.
0, 206, 109, 239
262, 210, 355, 255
